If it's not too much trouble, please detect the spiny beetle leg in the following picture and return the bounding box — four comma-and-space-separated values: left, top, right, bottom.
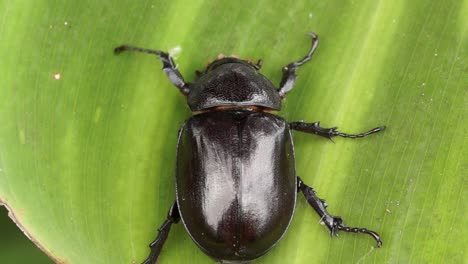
290, 121, 385, 141
114, 45, 190, 95
278, 32, 319, 97
297, 177, 382, 247
142, 201, 180, 264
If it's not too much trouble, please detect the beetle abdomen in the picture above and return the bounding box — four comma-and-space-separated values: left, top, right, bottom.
176, 111, 296, 262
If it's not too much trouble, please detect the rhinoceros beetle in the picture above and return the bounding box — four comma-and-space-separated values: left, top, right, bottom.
114, 32, 384, 264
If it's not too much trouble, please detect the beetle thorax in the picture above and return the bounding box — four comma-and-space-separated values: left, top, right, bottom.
187, 60, 281, 112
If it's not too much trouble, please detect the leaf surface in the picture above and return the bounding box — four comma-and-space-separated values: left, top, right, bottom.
0, 1, 466, 263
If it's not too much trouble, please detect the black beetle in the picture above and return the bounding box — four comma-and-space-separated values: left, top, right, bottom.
114, 32, 384, 264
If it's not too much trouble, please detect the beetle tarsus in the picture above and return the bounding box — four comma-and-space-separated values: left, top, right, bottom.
142, 202, 180, 264
297, 177, 382, 247
336, 225, 383, 247
114, 45, 190, 95
278, 32, 319, 97
290, 121, 385, 140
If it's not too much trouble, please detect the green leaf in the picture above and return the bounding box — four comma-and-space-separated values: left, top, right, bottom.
0, 207, 52, 263
0, 1, 466, 263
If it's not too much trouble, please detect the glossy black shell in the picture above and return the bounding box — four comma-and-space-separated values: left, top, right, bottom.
187, 59, 282, 111
176, 110, 296, 262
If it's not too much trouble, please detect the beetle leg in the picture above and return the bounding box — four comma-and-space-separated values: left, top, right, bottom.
278, 32, 319, 97
297, 177, 382, 247
114, 45, 190, 95
290, 121, 385, 141
142, 201, 180, 264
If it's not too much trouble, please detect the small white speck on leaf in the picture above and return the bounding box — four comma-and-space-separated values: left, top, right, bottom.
54, 73, 61, 80
169, 45, 182, 59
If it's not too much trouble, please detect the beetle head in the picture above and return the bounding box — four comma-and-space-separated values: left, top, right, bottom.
187, 57, 282, 112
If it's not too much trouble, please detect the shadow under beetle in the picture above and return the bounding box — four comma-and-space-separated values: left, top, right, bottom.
114, 32, 384, 264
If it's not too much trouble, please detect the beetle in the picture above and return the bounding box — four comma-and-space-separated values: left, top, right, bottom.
114, 32, 384, 264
